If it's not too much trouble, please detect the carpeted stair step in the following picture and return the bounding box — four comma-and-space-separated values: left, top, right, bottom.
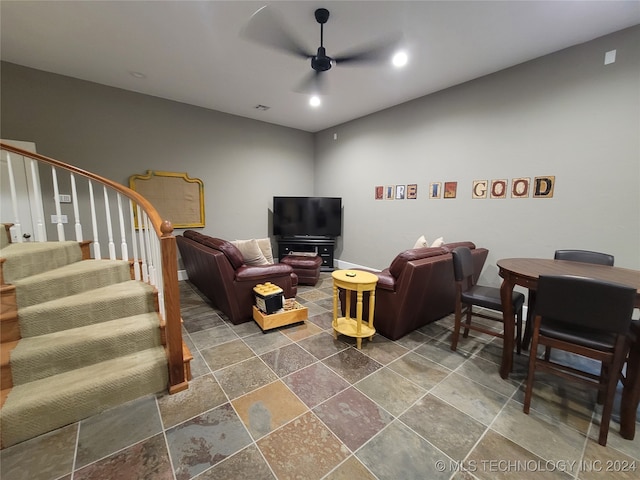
0, 346, 168, 447
12, 259, 131, 309
0, 241, 82, 283
16, 280, 157, 337
10, 312, 163, 385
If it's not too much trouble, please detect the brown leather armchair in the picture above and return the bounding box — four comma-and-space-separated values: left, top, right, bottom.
177, 230, 297, 324
341, 242, 488, 340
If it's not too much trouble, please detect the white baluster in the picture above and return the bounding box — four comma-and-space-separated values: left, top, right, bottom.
143, 212, 156, 286
129, 199, 141, 281
137, 204, 149, 282
28, 158, 46, 242
51, 166, 65, 241
116, 194, 128, 261
88, 181, 101, 259
103, 186, 116, 260
70, 174, 83, 241
5, 153, 23, 242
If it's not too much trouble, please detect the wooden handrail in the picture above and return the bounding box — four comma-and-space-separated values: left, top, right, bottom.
0, 143, 164, 236
0, 142, 187, 392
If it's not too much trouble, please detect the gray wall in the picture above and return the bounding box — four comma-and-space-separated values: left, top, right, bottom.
0, 62, 315, 242
315, 26, 640, 281
2, 26, 639, 281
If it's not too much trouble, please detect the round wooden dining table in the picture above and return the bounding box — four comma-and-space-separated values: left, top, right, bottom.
497, 258, 640, 438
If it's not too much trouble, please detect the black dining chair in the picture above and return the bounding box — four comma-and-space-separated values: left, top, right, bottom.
523, 275, 636, 446
620, 320, 640, 440
522, 249, 615, 351
554, 249, 615, 266
450, 246, 525, 355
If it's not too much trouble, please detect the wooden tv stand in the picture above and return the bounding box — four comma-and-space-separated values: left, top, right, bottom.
277, 237, 335, 271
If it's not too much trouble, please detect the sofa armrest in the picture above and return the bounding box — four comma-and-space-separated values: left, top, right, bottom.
375, 270, 396, 291
344, 267, 396, 292
235, 264, 293, 282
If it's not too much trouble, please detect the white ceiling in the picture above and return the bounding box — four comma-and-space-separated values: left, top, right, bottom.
1, 1, 639, 133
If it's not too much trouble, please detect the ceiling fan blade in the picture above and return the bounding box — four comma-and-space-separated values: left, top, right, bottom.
294, 70, 327, 95
333, 33, 403, 65
241, 5, 313, 59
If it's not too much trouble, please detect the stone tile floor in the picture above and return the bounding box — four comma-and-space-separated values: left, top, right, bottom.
2, 273, 639, 480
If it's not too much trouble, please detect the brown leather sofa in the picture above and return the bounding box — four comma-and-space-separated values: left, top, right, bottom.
342, 242, 488, 340
177, 230, 298, 324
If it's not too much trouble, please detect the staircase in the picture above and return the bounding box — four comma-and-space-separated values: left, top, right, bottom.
0, 142, 190, 449
0, 238, 173, 447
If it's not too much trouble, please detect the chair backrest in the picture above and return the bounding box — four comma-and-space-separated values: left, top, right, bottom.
536, 275, 636, 334
452, 246, 474, 282
554, 249, 614, 266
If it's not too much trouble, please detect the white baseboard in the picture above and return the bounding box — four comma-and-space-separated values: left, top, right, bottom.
178, 269, 188, 281
334, 259, 381, 272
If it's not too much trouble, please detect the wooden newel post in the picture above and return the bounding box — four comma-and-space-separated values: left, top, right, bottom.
160, 220, 188, 393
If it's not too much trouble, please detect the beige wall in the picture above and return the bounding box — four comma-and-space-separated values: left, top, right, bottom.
2, 26, 639, 280
315, 25, 640, 281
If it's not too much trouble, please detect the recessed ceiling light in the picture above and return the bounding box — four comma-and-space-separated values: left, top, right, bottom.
392, 51, 408, 68
129, 71, 146, 79
309, 96, 321, 107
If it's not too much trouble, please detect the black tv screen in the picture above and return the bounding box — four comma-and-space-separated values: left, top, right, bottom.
273, 196, 342, 237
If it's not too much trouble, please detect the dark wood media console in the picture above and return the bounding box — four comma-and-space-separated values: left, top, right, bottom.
277, 237, 335, 271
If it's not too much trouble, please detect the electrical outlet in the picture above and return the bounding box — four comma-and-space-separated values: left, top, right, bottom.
51, 214, 68, 224
59, 194, 72, 203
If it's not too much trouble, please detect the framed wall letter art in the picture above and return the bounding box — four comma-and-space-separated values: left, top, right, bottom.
395, 185, 406, 199
385, 185, 395, 199
407, 184, 418, 199
472, 180, 488, 199
533, 176, 555, 198
375, 185, 384, 200
429, 182, 441, 199
511, 177, 530, 198
444, 182, 457, 199
490, 179, 508, 199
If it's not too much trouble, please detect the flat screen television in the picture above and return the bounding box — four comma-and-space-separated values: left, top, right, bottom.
273, 196, 342, 237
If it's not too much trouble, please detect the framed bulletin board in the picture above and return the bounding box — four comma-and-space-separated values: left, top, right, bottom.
129, 170, 205, 228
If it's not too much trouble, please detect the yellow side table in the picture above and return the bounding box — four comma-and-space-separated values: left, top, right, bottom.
331, 270, 378, 349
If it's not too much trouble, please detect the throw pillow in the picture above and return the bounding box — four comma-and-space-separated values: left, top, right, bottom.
431, 237, 445, 248
231, 239, 269, 266
255, 238, 274, 264
413, 235, 429, 249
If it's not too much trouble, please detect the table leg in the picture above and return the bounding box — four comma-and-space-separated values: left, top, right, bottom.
355, 290, 363, 349
368, 288, 376, 341
332, 283, 338, 340
521, 289, 536, 351
500, 276, 516, 379
620, 328, 640, 440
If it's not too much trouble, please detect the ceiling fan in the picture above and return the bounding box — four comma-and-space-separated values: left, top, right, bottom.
242, 6, 402, 94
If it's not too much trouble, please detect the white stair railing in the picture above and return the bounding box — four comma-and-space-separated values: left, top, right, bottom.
0, 142, 187, 394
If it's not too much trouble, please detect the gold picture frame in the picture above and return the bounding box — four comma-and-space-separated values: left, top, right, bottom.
129, 170, 205, 228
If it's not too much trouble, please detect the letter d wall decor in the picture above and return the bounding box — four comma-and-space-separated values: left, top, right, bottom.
533, 176, 555, 198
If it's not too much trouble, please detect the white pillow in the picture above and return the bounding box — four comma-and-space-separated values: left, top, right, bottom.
431, 237, 444, 248
255, 238, 274, 264
231, 239, 269, 266
413, 235, 429, 249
